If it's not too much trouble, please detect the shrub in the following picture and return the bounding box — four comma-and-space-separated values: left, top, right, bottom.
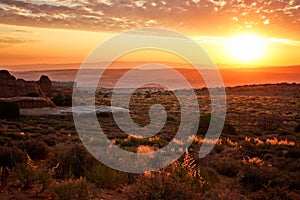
197, 115, 235, 136
26, 92, 40, 97
125, 172, 202, 200
213, 144, 224, 153
198, 167, 219, 191
0, 125, 7, 134
222, 123, 236, 135
197, 115, 210, 135
86, 163, 128, 189
49, 178, 89, 200
35, 168, 53, 193
51, 94, 72, 106
23, 139, 50, 160
238, 163, 288, 192
249, 185, 292, 200
295, 124, 300, 133
11, 154, 53, 193
256, 114, 281, 131
11, 163, 37, 190
0, 146, 26, 168
48, 144, 96, 179
0, 102, 20, 119
212, 158, 241, 177
125, 152, 216, 199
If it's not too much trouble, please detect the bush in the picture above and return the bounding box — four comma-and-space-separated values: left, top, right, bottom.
11, 155, 53, 193
197, 115, 210, 135
48, 144, 96, 179
23, 139, 50, 160
125, 153, 216, 199
249, 185, 292, 200
238, 163, 288, 192
26, 92, 40, 97
213, 144, 225, 153
295, 124, 300, 133
49, 178, 89, 200
51, 94, 72, 106
212, 158, 241, 177
125, 172, 202, 200
197, 115, 235, 136
0, 102, 20, 119
86, 163, 128, 189
0, 146, 26, 168
11, 163, 37, 190
256, 114, 281, 131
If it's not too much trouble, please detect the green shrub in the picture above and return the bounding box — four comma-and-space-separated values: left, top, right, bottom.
0, 146, 26, 168
49, 178, 89, 200
0, 102, 20, 119
86, 163, 128, 189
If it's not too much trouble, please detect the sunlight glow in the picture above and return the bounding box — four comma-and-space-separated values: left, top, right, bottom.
225, 34, 266, 62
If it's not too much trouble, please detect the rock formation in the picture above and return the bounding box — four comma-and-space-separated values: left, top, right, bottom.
0, 70, 51, 98
0, 70, 55, 108
0, 97, 55, 108
38, 75, 52, 94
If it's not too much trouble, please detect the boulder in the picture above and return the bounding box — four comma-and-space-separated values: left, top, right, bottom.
38, 75, 52, 93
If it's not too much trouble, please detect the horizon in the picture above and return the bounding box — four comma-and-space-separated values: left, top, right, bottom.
1, 0, 300, 70
6, 64, 300, 88
2, 61, 300, 72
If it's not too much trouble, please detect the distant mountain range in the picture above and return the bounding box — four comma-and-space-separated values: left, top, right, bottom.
3, 63, 300, 88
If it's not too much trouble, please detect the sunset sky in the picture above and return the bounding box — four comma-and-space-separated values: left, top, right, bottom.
0, 0, 300, 68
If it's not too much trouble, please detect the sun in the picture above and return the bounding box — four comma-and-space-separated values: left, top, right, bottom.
225, 34, 266, 62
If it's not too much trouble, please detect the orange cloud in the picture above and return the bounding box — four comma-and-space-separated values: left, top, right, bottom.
0, 0, 299, 39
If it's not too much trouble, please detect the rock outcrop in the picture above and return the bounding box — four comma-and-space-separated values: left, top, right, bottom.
38, 75, 52, 93
0, 70, 51, 98
0, 70, 55, 108
0, 97, 55, 109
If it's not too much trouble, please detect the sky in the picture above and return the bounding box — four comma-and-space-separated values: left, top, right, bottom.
0, 0, 300, 68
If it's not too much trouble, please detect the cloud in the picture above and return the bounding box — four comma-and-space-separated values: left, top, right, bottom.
0, 36, 39, 48
193, 35, 300, 48
267, 38, 300, 46
13, 29, 31, 33
0, 0, 299, 38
